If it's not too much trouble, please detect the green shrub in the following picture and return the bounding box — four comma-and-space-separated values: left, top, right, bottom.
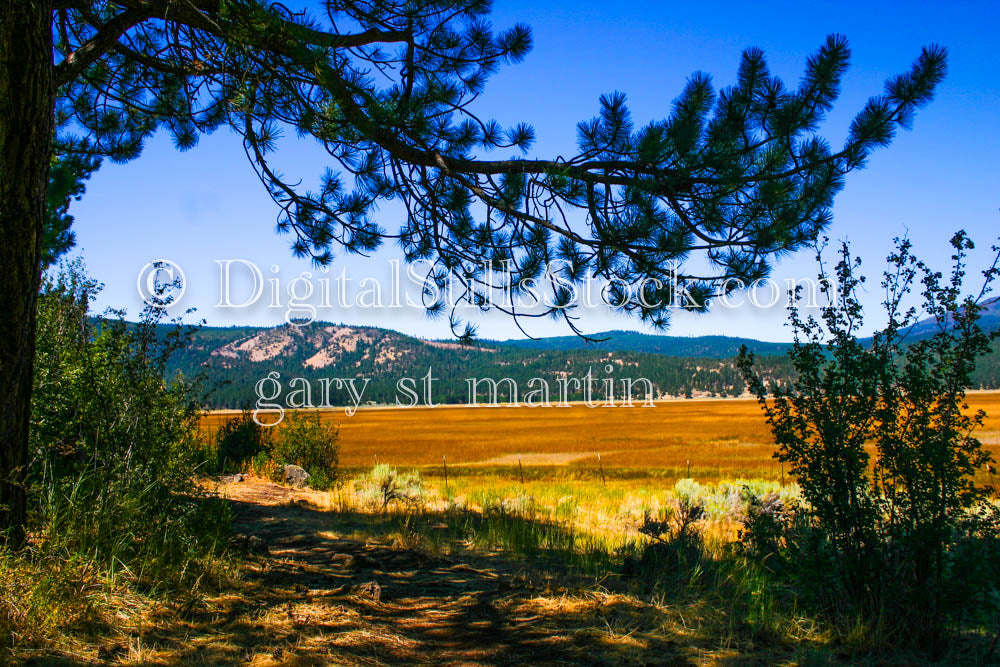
215, 409, 272, 472
353, 464, 423, 511
739, 234, 1000, 652
220, 411, 340, 489
270, 411, 340, 490
249, 449, 282, 482
28, 260, 229, 586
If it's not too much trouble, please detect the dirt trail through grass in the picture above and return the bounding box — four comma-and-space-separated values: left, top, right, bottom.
137, 479, 694, 665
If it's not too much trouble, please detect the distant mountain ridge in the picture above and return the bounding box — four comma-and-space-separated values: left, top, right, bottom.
177, 321, 796, 361
493, 296, 1000, 356
493, 330, 792, 358
158, 306, 1000, 409
898, 296, 1000, 340
166, 322, 798, 408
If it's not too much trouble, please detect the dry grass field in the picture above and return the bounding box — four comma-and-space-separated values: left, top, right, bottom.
201, 391, 1000, 485
191, 391, 1000, 664
18, 394, 999, 664
199, 392, 1000, 555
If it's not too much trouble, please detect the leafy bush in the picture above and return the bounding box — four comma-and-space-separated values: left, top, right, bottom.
248, 449, 283, 483
214, 409, 272, 472
739, 234, 1000, 652
270, 411, 340, 490
28, 260, 228, 584
218, 410, 340, 489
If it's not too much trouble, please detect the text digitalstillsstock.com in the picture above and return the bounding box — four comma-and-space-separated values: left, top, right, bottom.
139, 258, 836, 323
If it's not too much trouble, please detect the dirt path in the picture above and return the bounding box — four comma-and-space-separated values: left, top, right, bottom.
128, 479, 693, 665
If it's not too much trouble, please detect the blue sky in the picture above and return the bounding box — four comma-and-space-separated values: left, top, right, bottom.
71, 0, 1000, 341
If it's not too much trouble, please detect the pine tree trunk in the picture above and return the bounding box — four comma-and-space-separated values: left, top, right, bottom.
0, 0, 53, 546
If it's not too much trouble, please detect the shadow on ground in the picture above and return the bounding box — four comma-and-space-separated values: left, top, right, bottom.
132, 480, 698, 665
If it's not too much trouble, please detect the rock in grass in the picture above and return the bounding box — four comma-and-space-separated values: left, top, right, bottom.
283, 464, 310, 488
220, 473, 244, 483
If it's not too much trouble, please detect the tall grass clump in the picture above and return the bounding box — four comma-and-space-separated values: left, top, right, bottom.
739, 234, 1000, 655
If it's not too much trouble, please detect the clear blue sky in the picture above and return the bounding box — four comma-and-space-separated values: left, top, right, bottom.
71, 0, 1000, 341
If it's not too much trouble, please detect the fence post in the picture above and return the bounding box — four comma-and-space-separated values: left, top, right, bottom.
443, 455, 449, 496
598, 453, 606, 487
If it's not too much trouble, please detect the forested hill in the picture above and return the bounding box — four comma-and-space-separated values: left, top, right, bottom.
495, 330, 792, 358
496, 298, 1000, 355
167, 323, 797, 408
164, 320, 1000, 409
902, 296, 1000, 340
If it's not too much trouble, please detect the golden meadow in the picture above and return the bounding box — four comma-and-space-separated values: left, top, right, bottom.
200, 393, 1000, 548
202, 393, 1000, 475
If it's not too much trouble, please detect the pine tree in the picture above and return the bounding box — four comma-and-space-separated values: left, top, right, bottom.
44, 150, 100, 268
0, 0, 945, 542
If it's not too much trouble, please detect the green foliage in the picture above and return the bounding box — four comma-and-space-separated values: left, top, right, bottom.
739, 233, 1000, 652
29, 260, 228, 585
634, 489, 707, 586
42, 150, 100, 269
52, 3, 945, 336
214, 409, 272, 472
214, 410, 340, 489
269, 412, 340, 490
